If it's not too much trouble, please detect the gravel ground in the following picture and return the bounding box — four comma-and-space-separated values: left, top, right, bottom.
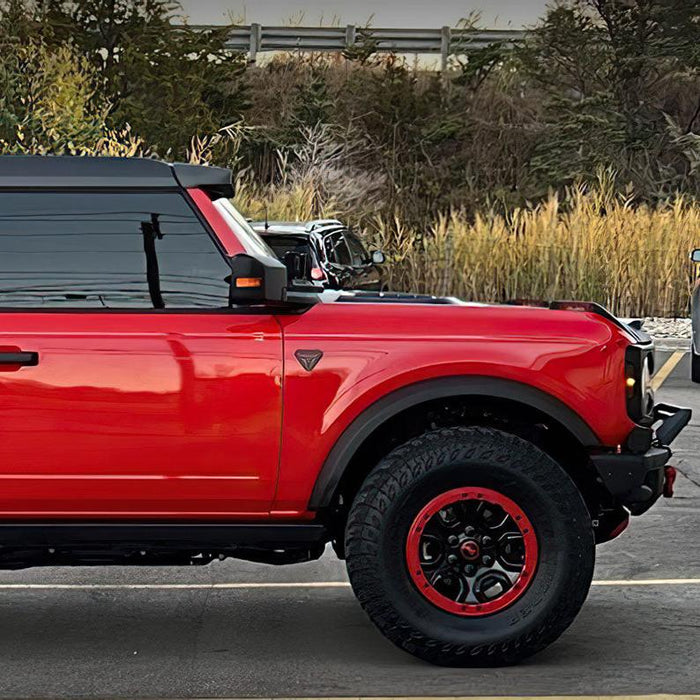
639, 316, 691, 338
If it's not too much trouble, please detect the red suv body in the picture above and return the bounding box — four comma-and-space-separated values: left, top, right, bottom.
0, 156, 689, 666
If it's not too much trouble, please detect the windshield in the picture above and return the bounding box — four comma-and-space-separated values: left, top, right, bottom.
213, 198, 276, 259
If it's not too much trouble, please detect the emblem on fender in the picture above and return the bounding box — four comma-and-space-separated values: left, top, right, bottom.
295, 349, 323, 372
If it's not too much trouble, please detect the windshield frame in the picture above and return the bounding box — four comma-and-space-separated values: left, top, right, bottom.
212, 198, 277, 259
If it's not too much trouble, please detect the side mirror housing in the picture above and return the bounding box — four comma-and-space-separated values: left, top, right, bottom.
371, 250, 386, 265
229, 253, 287, 304
691, 249, 700, 263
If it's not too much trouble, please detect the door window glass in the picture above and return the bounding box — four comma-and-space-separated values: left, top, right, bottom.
323, 232, 352, 266
0, 191, 232, 309
345, 233, 369, 266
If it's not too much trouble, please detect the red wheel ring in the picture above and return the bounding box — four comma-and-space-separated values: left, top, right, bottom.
405, 487, 538, 616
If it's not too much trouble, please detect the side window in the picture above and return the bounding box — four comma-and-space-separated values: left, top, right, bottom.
0, 191, 232, 309
323, 232, 351, 266
345, 233, 369, 267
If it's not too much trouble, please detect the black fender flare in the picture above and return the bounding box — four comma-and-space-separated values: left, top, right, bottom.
308, 375, 601, 509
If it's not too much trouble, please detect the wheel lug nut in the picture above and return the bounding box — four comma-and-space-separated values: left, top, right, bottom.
464, 564, 476, 575
447, 554, 458, 565
447, 535, 459, 546
464, 526, 476, 536
482, 555, 494, 566
482, 536, 492, 546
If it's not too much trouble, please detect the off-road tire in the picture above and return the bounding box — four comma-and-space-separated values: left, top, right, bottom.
345, 426, 595, 666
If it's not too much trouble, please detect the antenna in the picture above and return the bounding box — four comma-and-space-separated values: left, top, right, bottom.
264, 205, 269, 231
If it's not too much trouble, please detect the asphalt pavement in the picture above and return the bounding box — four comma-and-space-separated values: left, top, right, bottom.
0, 351, 697, 698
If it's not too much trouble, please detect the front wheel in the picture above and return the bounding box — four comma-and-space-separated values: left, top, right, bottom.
345, 427, 595, 666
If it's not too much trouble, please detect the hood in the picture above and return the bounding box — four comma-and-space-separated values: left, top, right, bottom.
319, 290, 645, 346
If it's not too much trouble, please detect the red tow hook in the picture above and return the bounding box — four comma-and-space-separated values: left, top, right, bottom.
663, 466, 677, 498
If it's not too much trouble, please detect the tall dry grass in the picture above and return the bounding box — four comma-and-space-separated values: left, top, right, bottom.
374, 185, 700, 317
235, 178, 340, 223
236, 178, 700, 318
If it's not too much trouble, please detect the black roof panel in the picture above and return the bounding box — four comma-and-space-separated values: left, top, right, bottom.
0, 155, 233, 196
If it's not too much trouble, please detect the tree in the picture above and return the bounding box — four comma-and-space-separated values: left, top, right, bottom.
0, 2, 106, 153
519, 0, 700, 197
40, 0, 249, 160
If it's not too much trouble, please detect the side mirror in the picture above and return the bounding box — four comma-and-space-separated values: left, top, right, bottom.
691, 249, 700, 263
229, 253, 287, 304
371, 250, 386, 265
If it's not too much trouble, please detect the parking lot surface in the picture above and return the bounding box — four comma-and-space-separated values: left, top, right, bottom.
0, 351, 697, 698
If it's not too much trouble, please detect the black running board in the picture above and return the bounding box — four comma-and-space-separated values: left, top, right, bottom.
0, 522, 327, 546
0, 523, 329, 569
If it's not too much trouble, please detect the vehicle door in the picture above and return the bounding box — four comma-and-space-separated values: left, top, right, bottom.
344, 231, 382, 291
0, 189, 282, 518
322, 231, 354, 289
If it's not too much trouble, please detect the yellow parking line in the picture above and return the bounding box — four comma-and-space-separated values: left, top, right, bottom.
651, 350, 685, 391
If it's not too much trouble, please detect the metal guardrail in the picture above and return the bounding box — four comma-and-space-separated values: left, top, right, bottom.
191, 25, 526, 69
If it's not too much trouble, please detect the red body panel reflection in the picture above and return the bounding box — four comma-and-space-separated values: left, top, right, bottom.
0, 313, 282, 518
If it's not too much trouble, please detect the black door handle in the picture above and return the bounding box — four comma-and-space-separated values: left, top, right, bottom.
0, 352, 38, 366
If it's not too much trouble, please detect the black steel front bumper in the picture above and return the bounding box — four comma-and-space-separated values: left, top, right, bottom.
591, 403, 691, 515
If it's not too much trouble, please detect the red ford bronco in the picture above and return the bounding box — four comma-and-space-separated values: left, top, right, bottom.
0, 156, 689, 666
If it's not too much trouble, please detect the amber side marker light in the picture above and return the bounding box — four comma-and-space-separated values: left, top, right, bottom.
625, 362, 638, 399
235, 277, 263, 289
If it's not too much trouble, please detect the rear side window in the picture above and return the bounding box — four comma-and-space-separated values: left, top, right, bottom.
265, 236, 316, 262
0, 191, 232, 309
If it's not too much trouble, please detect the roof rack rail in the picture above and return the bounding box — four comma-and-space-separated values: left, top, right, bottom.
304, 219, 344, 232
0, 155, 234, 198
